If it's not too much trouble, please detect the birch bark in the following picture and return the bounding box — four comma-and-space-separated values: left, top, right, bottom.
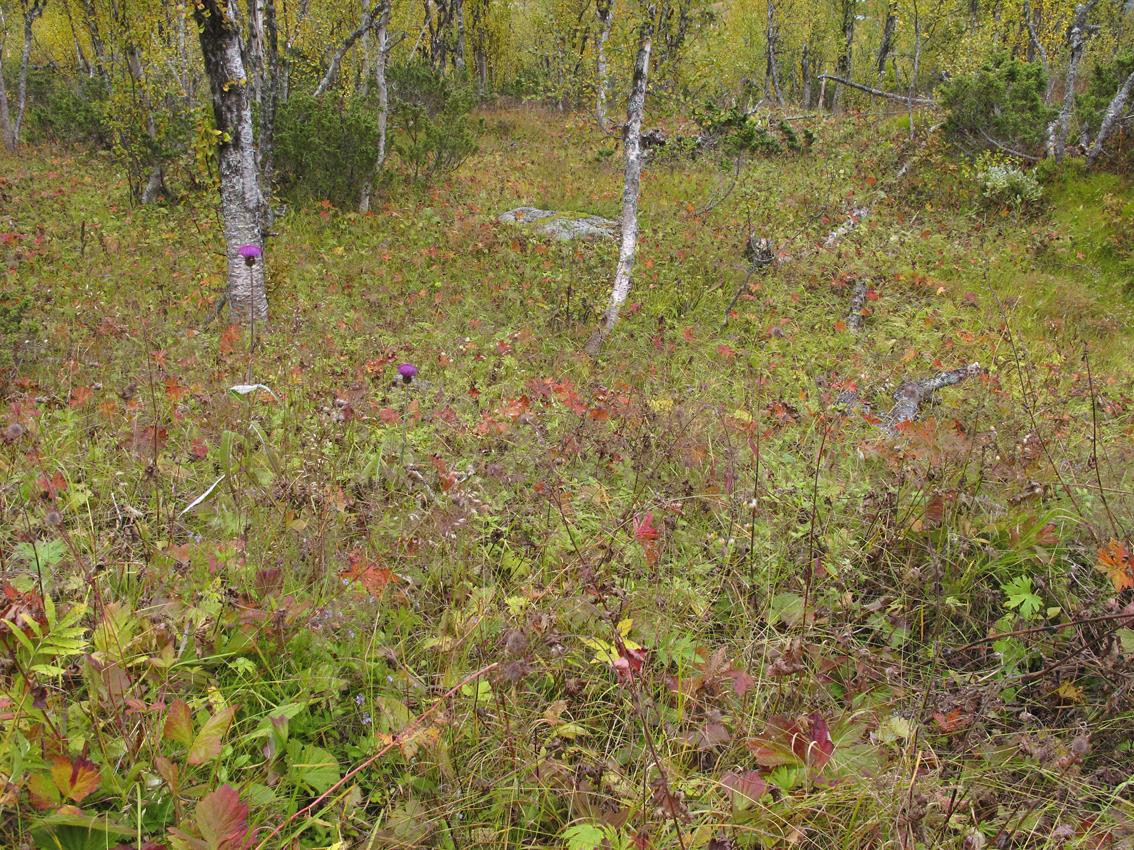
586, 7, 653, 355
194, 0, 269, 325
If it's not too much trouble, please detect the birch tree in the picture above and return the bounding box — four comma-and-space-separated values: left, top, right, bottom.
595, 0, 614, 130
359, 0, 392, 212
1046, 0, 1098, 160
0, 0, 47, 149
586, 5, 654, 356
1086, 67, 1134, 164
194, 0, 268, 325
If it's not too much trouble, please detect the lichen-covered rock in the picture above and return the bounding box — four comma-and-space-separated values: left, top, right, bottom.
497, 207, 617, 241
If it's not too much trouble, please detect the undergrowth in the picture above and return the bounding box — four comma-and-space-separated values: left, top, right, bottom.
1, 108, 1133, 850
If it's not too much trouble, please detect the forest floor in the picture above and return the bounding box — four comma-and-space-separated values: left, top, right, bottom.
2, 107, 1134, 850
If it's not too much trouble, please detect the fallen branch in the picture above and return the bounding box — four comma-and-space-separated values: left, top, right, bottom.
824, 206, 869, 249
816, 74, 936, 107
886, 363, 981, 427
845, 279, 869, 331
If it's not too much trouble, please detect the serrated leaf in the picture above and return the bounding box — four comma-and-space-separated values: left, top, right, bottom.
563, 822, 606, 850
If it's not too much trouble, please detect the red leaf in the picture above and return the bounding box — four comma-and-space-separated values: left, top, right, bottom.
49, 755, 101, 803
634, 513, 659, 543
722, 770, 767, 805
164, 699, 195, 749
195, 785, 250, 850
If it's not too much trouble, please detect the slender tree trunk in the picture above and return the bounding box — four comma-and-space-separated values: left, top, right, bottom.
909, 0, 921, 138
194, 0, 268, 326
13, 0, 47, 146
1046, 0, 1097, 160
359, 0, 391, 213
258, 0, 280, 194
455, 0, 467, 71
359, 0, 373, 94
801, 42, 812, 107
1023, 0, 1051, 100
0, 8, 13, 151
586, 6, 653, 356
595, 0, 614, 130
1086, 68, 1134, 163
313, 1, 386, 97
126, 45, 167, 204
765, 0, 784, 105
876, 0, 897, 84
825, 0, 854, 110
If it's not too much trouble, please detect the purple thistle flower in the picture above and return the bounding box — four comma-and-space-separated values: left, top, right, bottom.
238, 244, 262, 265
397, 363, 418, 384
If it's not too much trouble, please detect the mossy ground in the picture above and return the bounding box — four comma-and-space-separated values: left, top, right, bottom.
2, 107, 1133, 850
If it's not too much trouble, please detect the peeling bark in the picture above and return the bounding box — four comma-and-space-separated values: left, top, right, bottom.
887, 363, 981, 426
0, 10, 13, 151
1086, 69, 1134, 164
586, 7, 654, 356
194, 0, 269, 326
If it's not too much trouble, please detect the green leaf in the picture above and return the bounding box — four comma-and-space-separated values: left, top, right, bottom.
287, 743, 340, 793
187, 706, 236, 765
563, 822, 606, 850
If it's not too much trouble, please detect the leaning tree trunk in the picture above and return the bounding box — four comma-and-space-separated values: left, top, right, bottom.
595, 0, 614, 131
359, 0, 391, 213
586, 7, 653, 356
1086, 68, 1134, 164
194, 0, 268, 325
13, 0, 46, 147
1046, 0, 1097, 160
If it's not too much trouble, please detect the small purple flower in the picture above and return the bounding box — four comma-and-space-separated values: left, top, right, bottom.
397, 363, 418, 385
238, 244, 262, 266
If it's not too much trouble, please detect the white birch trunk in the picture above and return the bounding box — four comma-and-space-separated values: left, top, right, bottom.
455, 0, 467, 71
586, 8, 653, 356
595, 0, 614, 131
195, 0, 268, 326
313, 1, 385, 97
1046, 0, 1097, 160
1086, 69, 1134, 164
13, 0, 46, 147
359, 0, 391, 213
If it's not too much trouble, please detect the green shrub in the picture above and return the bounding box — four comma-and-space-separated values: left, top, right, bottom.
1078, 52, 1134, 140
273, 92, 381, 207
689, 101, 813, 158
24, 68, 108, 146
388, 60, 479, 181
976, 160, 1043, 208
940, 53, 1053, 157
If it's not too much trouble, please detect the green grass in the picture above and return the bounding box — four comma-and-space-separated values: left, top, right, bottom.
1, 109, 1133, 850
